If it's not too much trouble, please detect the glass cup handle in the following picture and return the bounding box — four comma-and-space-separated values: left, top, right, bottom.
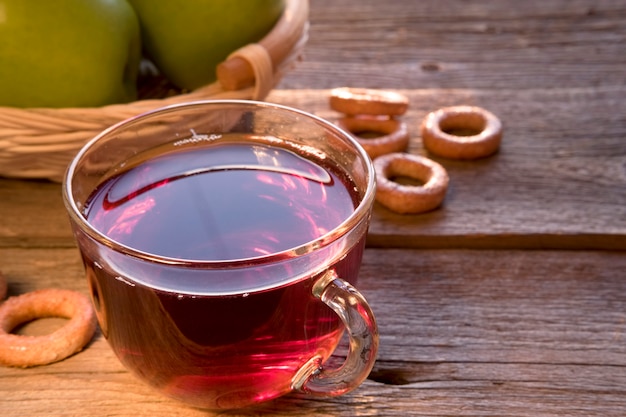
292, 269, 379, 396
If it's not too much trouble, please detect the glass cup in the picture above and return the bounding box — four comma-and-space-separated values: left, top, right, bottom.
63, 100, 378, 409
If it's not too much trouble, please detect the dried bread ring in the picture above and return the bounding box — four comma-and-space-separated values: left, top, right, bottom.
336, 116, 409, 159
330, 87, 409, 116
0, 271, 6, 301
374, 153, 449, 214
0, 289, 97, 368
421, 105, 502, 159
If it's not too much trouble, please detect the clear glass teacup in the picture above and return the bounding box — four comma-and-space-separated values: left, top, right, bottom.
63, 100, 378, 409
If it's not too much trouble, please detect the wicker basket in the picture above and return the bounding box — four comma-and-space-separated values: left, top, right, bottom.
0, 0, 309, 182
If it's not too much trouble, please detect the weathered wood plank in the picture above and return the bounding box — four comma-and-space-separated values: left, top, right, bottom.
1, 86, 625, 250
279, 0, 626, 90
0, 179, 70, 248
1, 248, 625, 416
270, 87, 626, 250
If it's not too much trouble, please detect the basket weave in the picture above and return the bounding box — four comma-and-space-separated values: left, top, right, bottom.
0, 0, 309, 182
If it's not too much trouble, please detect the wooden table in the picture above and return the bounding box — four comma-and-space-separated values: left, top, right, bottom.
1, 0, 625, 415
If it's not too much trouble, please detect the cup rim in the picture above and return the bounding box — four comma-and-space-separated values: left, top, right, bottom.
63, 99, 376, 268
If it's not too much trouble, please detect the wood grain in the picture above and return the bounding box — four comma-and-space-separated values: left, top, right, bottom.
0, 179, 70, 248
1, 248, 625, 416
2, 85, 624, 250
266, 87, 626, 250
279, 0, 626, 90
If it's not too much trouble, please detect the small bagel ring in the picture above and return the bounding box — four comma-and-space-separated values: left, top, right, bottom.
0, 271, 7, 301
337, 116, 410, 159
330, 87, 409, 116
374, 153, 449, 214
421, 105, 502, 159
0, 289, 97, 367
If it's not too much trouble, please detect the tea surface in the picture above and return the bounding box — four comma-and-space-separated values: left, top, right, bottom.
85, 137, 357, 264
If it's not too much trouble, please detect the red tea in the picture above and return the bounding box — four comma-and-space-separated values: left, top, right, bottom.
79, 135, 366, 408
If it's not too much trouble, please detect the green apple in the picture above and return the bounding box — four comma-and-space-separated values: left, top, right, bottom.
127, 0, 285, 91
0, 0, 141, 108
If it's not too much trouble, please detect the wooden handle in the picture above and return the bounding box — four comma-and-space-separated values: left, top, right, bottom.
216, 0, 309, 91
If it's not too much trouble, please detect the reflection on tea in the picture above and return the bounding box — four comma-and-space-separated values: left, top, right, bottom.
85, 137, 357, 266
